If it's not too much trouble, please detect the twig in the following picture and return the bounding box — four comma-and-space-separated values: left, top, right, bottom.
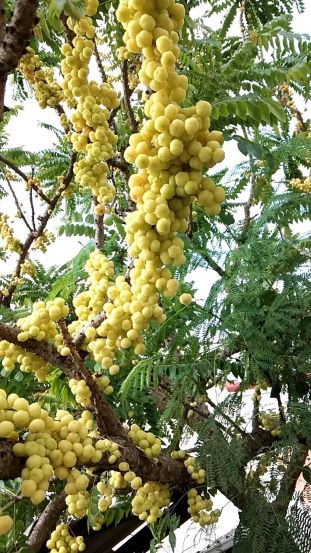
94, 39, 107, 81
5, 175, 32, 232
238, 163, 257, 243
120, 59, 138, 133
60, 13, 75, 44
29, 186, 36, 231
204, 394, 248, 437
0, 152, 77, 306
0, 154, 52, 205
276, 392, 286, 424
93, 195, 104, 249
200, 250, 225, 276
251, 390, 261, 434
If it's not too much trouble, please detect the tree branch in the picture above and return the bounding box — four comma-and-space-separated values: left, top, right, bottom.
251, 388, 261, 434
93, 196, 104, 249
5, 174, 33, 232
238, 164, 256, 243
29, 186, 36, 231
0, 153, 76, 306
204, 394, 248, 437
0, 439, 25, 479
58, 318, 120, 436
200, 250, 225, 276
109, 155, 129, 173
73, 311, 106, 348
94, 39, 107, 81
0, 0, 39, 119
27, 490, 67, 553
120, 60, 138, 133
0, 154, 52, 205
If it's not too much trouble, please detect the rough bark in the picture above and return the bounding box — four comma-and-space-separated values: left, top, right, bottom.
26, 490, 67, 553
0, 321, 193, 486
73, 310, 106, 348
0, 0, 39, 119
120, 59, 138, 133
0, 438, 25, 479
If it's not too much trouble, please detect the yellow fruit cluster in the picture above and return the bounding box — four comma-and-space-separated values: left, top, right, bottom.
97, 481, 113, 512
47, 523, 86, 552
0, 389, 52, 443
109, 470, 129, 490
0, 213, 21, 253
116, 0, 225, 310
68, 378, 92, 407
33, 230, 55, 252
184, 456, 206, 484
0, 514, 13, 537
131, 481, 170, 523
289, 176, 311, 193
187, 489, 220, 526
93, 373, 114, 395
128, 423, 161, 459
251, 385, 261, 402
260, 412, 281, 437
70, 250, 114, 326
9, 398, 102, 505
66, 490, 90, 518
69, 250, 165, 387
61, 4, 119, 207
16, 298, 69, 343
20, 259, 37, 276
19, 48, 64, 109
0, 341, 50, 381
170, 448, 186, 460
96, 437, 122, 465
65, 469, 90, 495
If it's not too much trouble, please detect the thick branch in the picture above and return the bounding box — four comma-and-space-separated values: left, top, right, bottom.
27, 490, 67, 553
0, 316, 122, 438
109, 155, 129, 173
58, 319, 121, 436
93, 196, 104, 249
0, 439, 24, 479
121, 60, 138, 133
0, 0, 39, 119
73, 310, 106, 348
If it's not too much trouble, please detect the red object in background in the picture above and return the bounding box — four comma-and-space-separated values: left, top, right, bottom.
225, 381, 241, 392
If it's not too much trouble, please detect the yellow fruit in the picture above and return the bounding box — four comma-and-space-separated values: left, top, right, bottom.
0, 421, 14, 437
0, 514, 13, 536
179, 293, 192, 306
29, 419, 45, 433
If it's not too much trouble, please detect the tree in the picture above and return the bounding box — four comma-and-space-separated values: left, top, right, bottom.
0, 0, 310, 551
